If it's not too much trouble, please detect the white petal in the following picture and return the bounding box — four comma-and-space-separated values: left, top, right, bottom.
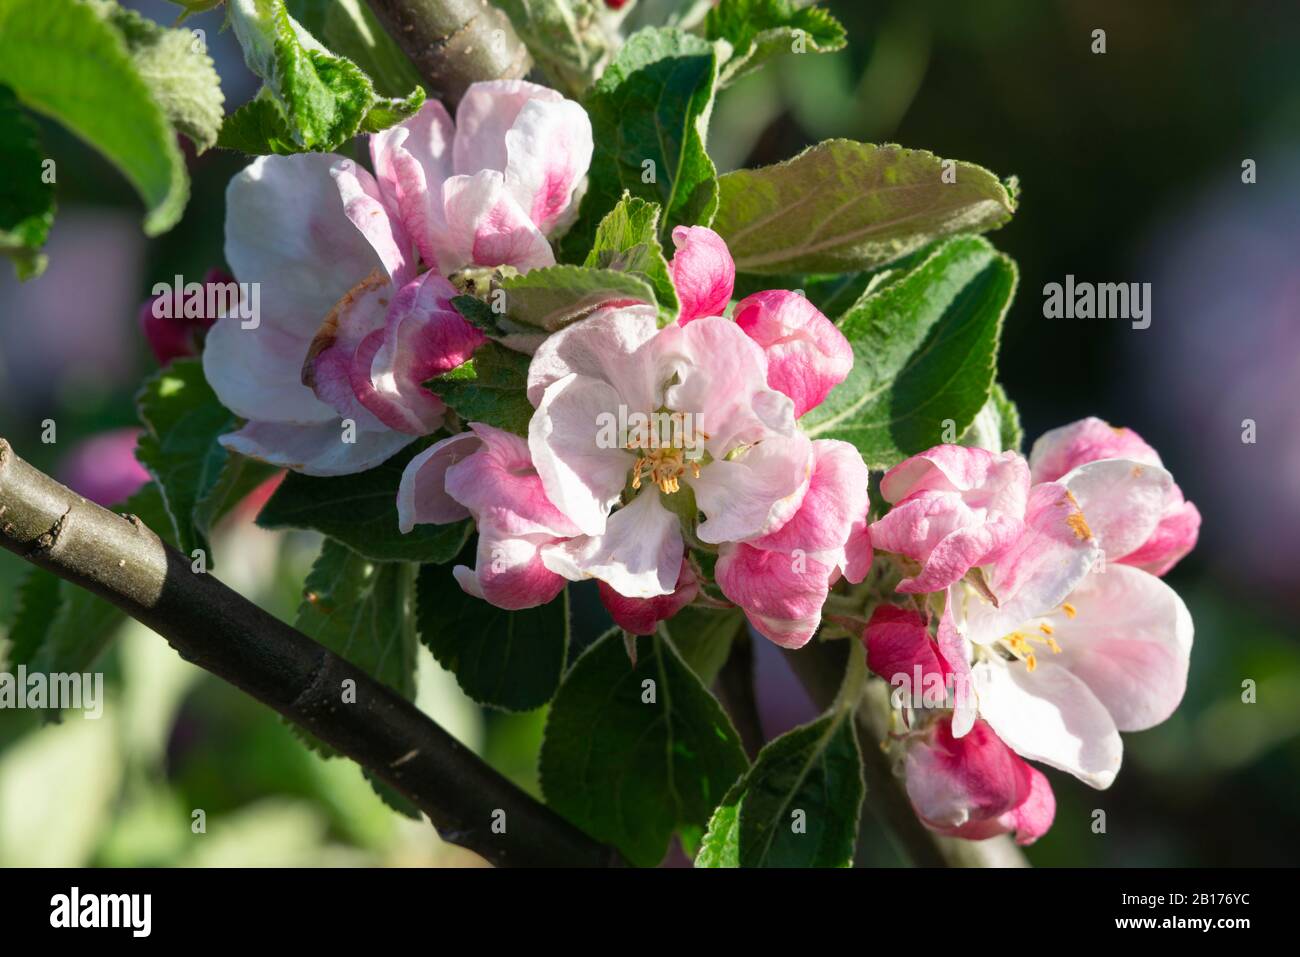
396, 432, 481, 533
540, 490, 683, 598
1049, 565, 1193, 732
525, 304, 660, 408
528, 373, 630, 536
225, 153, 385, 338
1062, 458, 1172, 561
691, 432, 813, 544
220, 419, 413, 477
435, 169, 554, 274
202, 317, 334, 425
973, 656, 1122, 789
503, 97, 593, 234
452, 79, 563, 177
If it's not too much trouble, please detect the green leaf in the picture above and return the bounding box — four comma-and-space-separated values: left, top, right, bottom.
561, 27, 721, 258
802, 236, 1017, 470
540, 630, 748, 866
426, 341, 535, 437
712, 139, 1017, 275
284, 0, 426, 98
0, 85, 54, 280
696, 712, 864, 867
584, 193, 680, 325
223, 0, 419, 154
99, 1, 225, 152
416, 556, 568, 711
961, 382, 1023, 454
449, 294, 502, 335
358, 86, 425, 134
257, 442, 471, 563
705, 0, 847, 86
135, 358, 274, 560
498, 263, 656, 332
496, 0, 610, 98
295, 540, 417, 698
0, 0, 188, 235
662, 605, 746, 687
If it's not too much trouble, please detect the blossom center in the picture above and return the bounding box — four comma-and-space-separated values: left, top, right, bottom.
998, 603, 1075, 672
624, 410, 709, 495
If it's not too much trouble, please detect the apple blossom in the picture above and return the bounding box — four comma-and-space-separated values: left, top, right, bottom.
599, 560, 699, 635
870, 445, 1030, 595
203, 81, 592, 476
1029, 416, 1201, 575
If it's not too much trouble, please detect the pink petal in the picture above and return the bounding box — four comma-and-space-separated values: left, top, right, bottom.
872, 446, 1030, 595
691, 432, 814, 545
1061, 458, 1172, 561
659, 316, 797, 454
599, 560, 698, 635
668, 225, 735, 323
904, 716, 1032, 832
733, 290, 852, 417
1047, 565, 1193, 732
752, 438, 870, 558
330, 158, 415, 285
863, 605, 951, 689
396, 431, 482, 533
356, 271, 483, 435
503, 97, 593, 235
437, 169, 555, 273
445, 423, 580, 538
219, 418, 413, 477
525, 304, 660, 408
452, 79, 563, 178
1118, 489, 1201, 576
457, 527, 567, 611
715, 541, 834, 648
300, 270, 392, 429
1029, 416, 1161, 483
370, 99, 455, 268
528, 372, 632, 537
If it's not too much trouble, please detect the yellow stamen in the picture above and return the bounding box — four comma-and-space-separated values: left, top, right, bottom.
1062, 602, 1077, 619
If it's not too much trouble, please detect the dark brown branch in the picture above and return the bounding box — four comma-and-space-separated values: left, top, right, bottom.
365, 0, 531, 108
0, 438, 621, 868
782, 639, 1029, 868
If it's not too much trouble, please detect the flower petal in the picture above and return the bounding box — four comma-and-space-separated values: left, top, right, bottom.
525, 304, 660, 408
692, 432, 813, 544
598, 560, 698, 635
973, 656, 1122, 789
330, 157, 414, 285
668, 226, 735, 323
503, 97, 593, 235
752, 438, 870, 557
437, 169, 555, 273
453, 79, 563, 177
528, 372, 632, 536
1061, 458, 1172, 562
397, 431, 481, 533
445, 422, 579, 537
733, 290, 852, 417
460, 527, 568, 610
1029, 416, 1161, 483
1118, 488, 1201, 576
541, 489, 683, 598
219, 418, 413, 477
1048, 565, 1193, 732
370, 99, 454, 267
715, 541, 834, 648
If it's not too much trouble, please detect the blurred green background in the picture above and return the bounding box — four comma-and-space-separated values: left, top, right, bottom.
2, 0, 1297, 866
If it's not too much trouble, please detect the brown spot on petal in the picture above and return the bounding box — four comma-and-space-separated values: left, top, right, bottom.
301, 268, 389, 389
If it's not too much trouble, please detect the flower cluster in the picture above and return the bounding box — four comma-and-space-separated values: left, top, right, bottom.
203, 81, 592, 475
863, 420, 1200, 843
205, 74, 1201, 852
400, 223, 869, 647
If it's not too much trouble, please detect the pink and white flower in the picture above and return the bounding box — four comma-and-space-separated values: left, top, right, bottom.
599, 560, 699, 635
870, 445, 1030, 595
945, 474, 1192, 789
397, 423, 580, 610
1029, 416, 1200, 576
203, 81, 592, 476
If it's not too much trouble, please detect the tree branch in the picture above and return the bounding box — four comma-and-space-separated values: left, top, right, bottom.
0, 438, 621, 868
782, 639, 1029, 868
365, 0, 531, 108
